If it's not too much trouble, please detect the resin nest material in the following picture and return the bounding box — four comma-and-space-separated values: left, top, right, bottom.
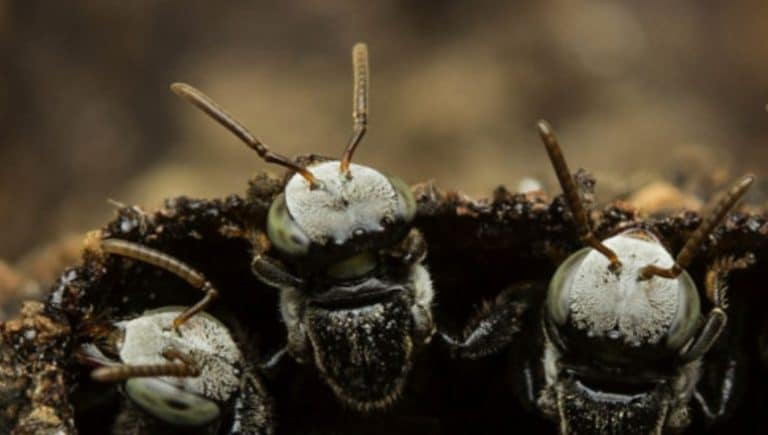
2, 171, 768, 434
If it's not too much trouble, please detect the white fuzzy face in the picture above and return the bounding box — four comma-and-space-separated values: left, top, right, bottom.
283, 161, 406, 245
117, 307, 242, 402
547, 229, 701, 349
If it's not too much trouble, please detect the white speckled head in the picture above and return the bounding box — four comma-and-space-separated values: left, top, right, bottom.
267, 160, 415, 256
547, 229, 700, 350
285, 161, 404, 244
117, 307, 242, 402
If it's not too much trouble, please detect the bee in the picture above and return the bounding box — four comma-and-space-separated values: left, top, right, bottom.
444, 121, 755, 434
75, 240, 273, 434
168, 43, 434, 411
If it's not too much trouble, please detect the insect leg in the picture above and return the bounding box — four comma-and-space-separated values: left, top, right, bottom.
383, 229, 427, 265
679, 254, 755, 363
248, 230, 303, 288
259, 290, 310, 376
441, 282, 540, 359
678, 309, 727, 364
692, 355, 741, 423
260, 347, 288, 371
251, 253, 303, 288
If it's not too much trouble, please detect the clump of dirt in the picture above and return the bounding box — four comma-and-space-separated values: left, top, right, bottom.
0, 301, 74, 434
2, 173, 767, 434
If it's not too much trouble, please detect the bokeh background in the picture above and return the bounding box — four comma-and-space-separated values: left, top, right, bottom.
1, 0, 767, 268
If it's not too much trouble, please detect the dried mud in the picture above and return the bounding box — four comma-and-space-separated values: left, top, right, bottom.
2, 173, 767, 434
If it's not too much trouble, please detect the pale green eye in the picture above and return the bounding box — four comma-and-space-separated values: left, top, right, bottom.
267, 194, 310, 256
327, 252, 378, 280
547, 247, 590, 326
125, 378, 220, 427
666, 270, 700, 350
389, 176, 416, 222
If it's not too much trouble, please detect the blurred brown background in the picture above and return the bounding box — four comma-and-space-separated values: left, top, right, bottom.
1, 0, 767, 264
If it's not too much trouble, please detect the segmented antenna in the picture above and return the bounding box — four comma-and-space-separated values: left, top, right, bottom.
92, 348, 199, 382
537, 120, 622, 270
171, 82, 317, 187
640, 175, 754, 280
340, 42, 370, 175
100, 239, 219, 329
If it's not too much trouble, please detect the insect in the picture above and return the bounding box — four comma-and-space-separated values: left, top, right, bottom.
6, 42, 768, 432
442, 121, 756, 434
4, 144, 766, 435
166, 42, 434, 412
74, 240, 273, 434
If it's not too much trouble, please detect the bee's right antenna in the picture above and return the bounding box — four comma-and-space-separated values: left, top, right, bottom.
340, 42, 369, 176
640, 174, 754, 280
537, 120, 622, 270
171, 82, 318, 187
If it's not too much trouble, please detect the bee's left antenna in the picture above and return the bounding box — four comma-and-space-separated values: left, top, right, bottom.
171, 82, 317, 187
640, 175, 753, 280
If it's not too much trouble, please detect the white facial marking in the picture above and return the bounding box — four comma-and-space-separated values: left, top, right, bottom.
568, 233, 681, 345
118, 308, 242, 401
284, 161, 400, 245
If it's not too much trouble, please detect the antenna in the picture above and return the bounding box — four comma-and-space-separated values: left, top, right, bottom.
171, 82, 317, 186
640, 175, 753, 280
537, 120, 622, 270
340, 42, 370, 175
101, 239, 219, 329
92, 348, 199, 382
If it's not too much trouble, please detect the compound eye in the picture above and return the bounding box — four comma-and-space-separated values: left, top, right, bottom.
125, 378, 220, 427
327, 251, 378, 280
547, 248, 590, 326
666, 270, 701, 350
267, 193, 311, 256
389, 176, 416, 223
